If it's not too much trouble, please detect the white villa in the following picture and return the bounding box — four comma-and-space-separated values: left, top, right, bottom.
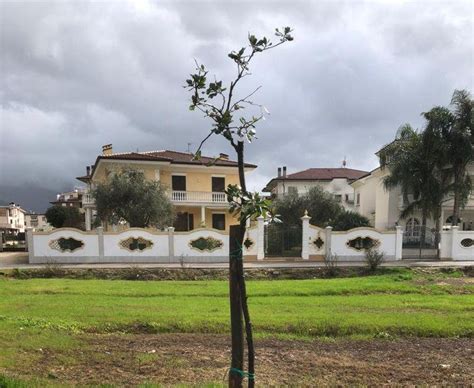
263, 166, 369, 211
0, 202, 26, 236
352, 160, 474, 235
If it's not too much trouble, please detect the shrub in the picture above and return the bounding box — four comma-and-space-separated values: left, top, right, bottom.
45, 205, 82, 229
332, 210, 371, 231
324, 252, 339, 277
274, 186, 343, 226
365, 248, 384, 272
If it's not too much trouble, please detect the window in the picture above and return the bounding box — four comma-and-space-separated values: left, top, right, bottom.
287, 186, 298, 195
405, 218, 420, 237
334, 194, 342, 202
212, 214, 226, 230
212, 177, 225, 192
345, 194, 349, 202
445, 215, 461, 225
172, 175, 186, 191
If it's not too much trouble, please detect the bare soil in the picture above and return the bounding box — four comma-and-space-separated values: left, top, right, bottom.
4, 334, 474, 386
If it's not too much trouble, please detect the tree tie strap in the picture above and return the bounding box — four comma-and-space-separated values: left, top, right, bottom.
229, 367, 255, 380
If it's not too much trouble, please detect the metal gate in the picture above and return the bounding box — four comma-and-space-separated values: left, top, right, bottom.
402, 225, 438, 259
264, 224, 302, 257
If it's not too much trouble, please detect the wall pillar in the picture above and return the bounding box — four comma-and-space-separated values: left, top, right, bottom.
97, 226, 104, 260
301, 211, 311, 260
325, 226, 333, 258
450, 226, 459, 260
0, 231, 3, 252
26, 228, 34, 262
256, 215, 265, 260
395, 225, 403, 260
85, 208, 92, 231
168, 226, 175, 261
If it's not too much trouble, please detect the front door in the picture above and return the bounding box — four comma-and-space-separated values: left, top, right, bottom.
174, 212, 194, 231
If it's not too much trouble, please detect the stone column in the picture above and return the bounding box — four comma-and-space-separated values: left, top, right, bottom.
168, 226, 175, 261
395, 225, 403, 260
85, 208, 92, 231
200, 206, 206, 228
325, 226, 333, 258
256, 215, 265, 260
301, 210, 311, 260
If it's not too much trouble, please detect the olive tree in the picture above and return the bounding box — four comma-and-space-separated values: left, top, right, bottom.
45, 205, 83, 229
92, 168, 174, 229
185, 27, 293, 387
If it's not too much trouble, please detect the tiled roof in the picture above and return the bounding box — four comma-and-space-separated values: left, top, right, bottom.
263, 167, 370, 191
99, 150, 256, 168
283, 168, 369, 180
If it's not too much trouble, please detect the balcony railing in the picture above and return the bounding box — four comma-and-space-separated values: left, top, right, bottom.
170, 191, 227, 203
80, 191, 228, 206
82, 193, 95, 206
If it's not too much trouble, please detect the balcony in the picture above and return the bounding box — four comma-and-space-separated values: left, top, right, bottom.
170, 191, 227, 204
82, 193, 95, 206
81, 191, 228, 206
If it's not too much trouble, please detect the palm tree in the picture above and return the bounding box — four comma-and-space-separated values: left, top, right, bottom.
444, 90, 473, 227
421, 106, 454, 255
380, 124, 447, 258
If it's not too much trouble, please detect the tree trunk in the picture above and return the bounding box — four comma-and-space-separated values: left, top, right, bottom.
419, 210, 427, 260
228, 141, 255, 387
452, 168, 463, 227
452, 187, 460, 227
229, 225, 244, 387
434, 213, 441, 260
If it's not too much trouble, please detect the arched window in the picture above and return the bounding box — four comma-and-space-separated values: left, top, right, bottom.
445, 215, 462, 225
405, 218, 420, 237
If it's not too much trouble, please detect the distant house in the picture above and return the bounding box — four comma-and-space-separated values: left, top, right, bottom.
25, 213, 51, 231
0, 202, 27, 236
50, 188, 86, 213
263, 166, 369, 210
77, 144, 256, 231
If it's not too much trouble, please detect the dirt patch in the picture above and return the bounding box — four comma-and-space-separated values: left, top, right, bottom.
3, 334, 473, 386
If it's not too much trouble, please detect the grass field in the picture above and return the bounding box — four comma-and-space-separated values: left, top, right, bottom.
0, 268, 473, 386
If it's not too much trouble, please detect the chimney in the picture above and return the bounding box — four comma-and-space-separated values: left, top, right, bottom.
277, 167, 282, 178
86, 166, 90, 176
283, 166, 287, 178
219, 153, 229, 160
102, 144, 113, 156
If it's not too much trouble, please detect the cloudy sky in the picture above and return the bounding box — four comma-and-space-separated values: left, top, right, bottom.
1, 0, 472, 212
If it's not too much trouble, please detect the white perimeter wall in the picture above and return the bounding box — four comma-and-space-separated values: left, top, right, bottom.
440, 228, 474, 261
331, 227, 400, 261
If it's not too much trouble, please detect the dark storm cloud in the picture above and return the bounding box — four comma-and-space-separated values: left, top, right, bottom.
0, 0, 472, 211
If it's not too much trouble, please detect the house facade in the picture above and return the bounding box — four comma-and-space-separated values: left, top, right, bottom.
352, 162, 474, 234
77, 145, 256, 232
263, 166, 369, 211
25, 213, 52, 231
50, 188, 86, 213
0, 203, 27, 235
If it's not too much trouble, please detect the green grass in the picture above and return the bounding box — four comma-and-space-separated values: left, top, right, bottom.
0, 270, 473, 376
0, 271, 473, 339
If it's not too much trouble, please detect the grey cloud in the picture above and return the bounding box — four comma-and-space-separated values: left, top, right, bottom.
0, 0, 472, 212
